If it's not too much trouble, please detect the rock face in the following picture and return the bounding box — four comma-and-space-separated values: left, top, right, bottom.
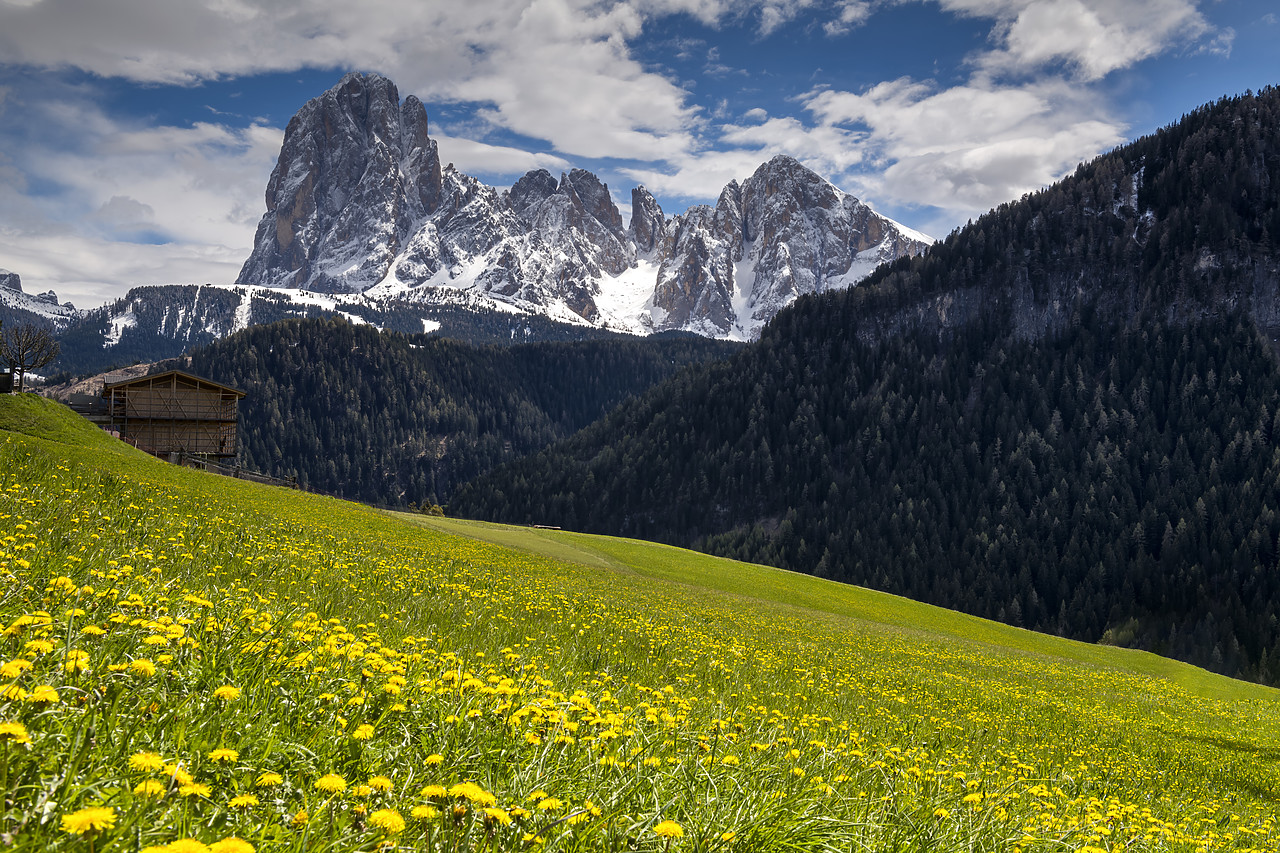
238, 72, 930, 338
0, 269, 20, 292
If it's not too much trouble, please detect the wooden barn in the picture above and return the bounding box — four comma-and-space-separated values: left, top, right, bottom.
102, 370, 245, 462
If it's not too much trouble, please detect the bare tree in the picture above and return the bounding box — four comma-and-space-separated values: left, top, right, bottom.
1, 322, 60, 393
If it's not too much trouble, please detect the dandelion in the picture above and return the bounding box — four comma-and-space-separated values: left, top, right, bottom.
368, 809, 406, 834
180, 782, 212, 798
411, 804, 439, 821
129, 751, 165, 772
60, 806, 116, 835
163, 840, 210, 853
0, 721, 32, 745
291, 810, 309, 827
24, 639, 54, 654
420, 784, 447, 799
0, 658, 32, 678
424, 753, 444, 765
315, 774, 347, 794
254, 772, 283, 787
213, 685, 241, 702
368, 775, 393, 792
449, 781, 496, 806
352, 723, 375, 741
64, 650, 90, 673
129, 658, 157, 677
25, 684, 59, 704
133, 779, 167, 798
536, 797, 563, 812
653, 820, 684, 839
209, 839, 255, 853
483, 807, 513, 826
228, 794, 259, 809
207, 748, 239, 763
0, 684, 27, 701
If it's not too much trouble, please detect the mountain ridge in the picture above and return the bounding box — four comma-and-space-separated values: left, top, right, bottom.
236, 71, 930, 340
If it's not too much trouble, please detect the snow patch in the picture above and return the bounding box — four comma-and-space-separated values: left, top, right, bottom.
105, 310, 137, 347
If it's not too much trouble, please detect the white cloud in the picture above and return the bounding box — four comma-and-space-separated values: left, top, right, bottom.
802, 77, 1126, 216
0, 93, 281, 305
431, 133, 572, 176
937, 0, 1211, 80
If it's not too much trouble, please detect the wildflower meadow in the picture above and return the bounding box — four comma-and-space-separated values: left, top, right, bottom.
2, 394, 1279, 852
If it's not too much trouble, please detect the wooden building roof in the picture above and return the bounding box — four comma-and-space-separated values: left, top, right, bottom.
103, 369, 245, 398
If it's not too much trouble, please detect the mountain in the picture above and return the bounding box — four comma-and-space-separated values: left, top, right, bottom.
0, 270, 82, 332
236, 72, 929, 340
176, 317, 739, 506
451, 87, 1280, 683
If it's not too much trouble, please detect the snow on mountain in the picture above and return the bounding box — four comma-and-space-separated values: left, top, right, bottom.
0, 270, 82, 329
237, 72, 932, 340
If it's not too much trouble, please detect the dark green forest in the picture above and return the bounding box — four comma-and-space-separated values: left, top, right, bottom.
451, 88, 1280, 682
185, 318, 738, 506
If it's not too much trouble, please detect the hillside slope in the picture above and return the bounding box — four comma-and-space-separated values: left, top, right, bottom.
182, 317, 739, 505
3, 394, 1279, 851
452, 88, 1280, 683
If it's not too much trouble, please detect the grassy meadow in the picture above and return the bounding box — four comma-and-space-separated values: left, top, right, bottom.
2, 393, 1279, 852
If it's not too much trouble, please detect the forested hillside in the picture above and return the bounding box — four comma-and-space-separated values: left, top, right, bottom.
185, 318, 738, 505
452, 88, 1280, 682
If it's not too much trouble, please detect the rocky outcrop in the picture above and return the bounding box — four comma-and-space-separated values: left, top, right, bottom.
238, 73, 930, 338
237, 72, 443, 293
0, 269, 20, 292
650, 156, 931, 337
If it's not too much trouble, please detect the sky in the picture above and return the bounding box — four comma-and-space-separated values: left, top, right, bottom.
0, 0, 1275, 308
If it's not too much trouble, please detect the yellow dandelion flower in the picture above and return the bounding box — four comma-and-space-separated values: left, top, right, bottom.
129, 751, 165, 772
163, 840, 210, 853
424, 753, 444, 765
212, 685, 241, 702
351, 785, 373, 798
25, 639, 55, 654
165, 763, 194, 786
60, 806, 116, 835
367, 775, 393, 792
0, 684, 29, 701
483, 807, 513, 826
410, 804, 439, 821
0, 721, 32, 745
64, 650, 90, 673
209, 838, 255, 853
25, 684, 59, 704
254, 772, 283, 787
207, 748, 239, 763
81, 626, 107, 637
653, 820, 684, 839
0, 659, 32, 678
133, 779, 167, 798
368, 809, 405, 834
419, 784, 447, 799
228, 794, 259, 809
314, 774, 347, 794
352, 724, 375, 741
536, 797, 562, 812
448, 782, 496, 806
180, 782, 212, 798
129, 659, 157, 677
291, 809, 309, 827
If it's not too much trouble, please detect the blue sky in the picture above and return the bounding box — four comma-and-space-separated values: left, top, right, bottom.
0, 0, 1275, 307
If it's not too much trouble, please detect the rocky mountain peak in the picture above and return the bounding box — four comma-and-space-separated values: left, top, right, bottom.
237, 72, 929, 338
0, 269, 20, 292
629, 187, 668, 255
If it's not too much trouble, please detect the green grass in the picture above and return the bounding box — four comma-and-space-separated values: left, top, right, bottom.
2, 394, 1279, 853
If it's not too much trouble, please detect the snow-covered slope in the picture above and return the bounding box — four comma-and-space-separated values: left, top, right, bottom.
0, 271, 82, 329
238, 72, 931, 340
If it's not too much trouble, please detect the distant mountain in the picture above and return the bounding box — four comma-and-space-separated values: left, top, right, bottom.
0, 270, 81, 332
237, 72, 929, 340
452, 87, 1280, 684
